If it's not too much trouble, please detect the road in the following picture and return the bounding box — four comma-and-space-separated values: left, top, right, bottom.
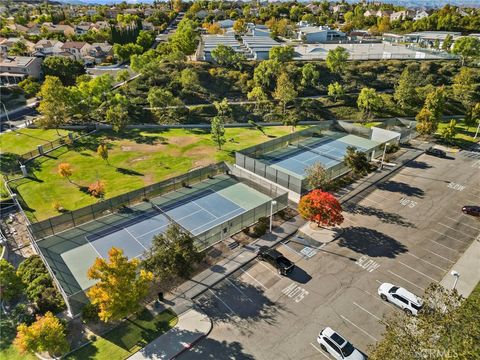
178, 147, 480, 360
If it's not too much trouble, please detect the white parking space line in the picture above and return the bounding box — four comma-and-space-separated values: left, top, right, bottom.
279, 242, 304, 258
256, 259, 282, 278
342, 216, 358, 225
398, 261, 438, 282
358, 196, 384, 207
239, 268, 268, 290
387, 270, 425, 292
446, 216, 480, 231
310, 343, 330, 359
438, 223, 474, 238
375, 280, 382, 285
340, 315, 378, 342
429, 239, 459, 252
360, 289, 397, 310
209, 289, 235, 315
422, 248, 455, 263
353, 302, 382, 322
407, 253, 446, 272
431, 229, 469, 244
225, 278, 253, 303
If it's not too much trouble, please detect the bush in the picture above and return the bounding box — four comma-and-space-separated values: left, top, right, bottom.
17, 255, 48, 284
82, 303, 100, 323
11, 304, 36, 326
386, 143, 400, 154
252, 217, 269, 238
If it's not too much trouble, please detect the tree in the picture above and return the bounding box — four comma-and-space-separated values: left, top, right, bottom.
269, 46, 294, 62
37, 76, 71, 133
273, 72, 297, 115
452, 68, 478, 110
344, 146, 370, 175
213, 98, 232, 123
298, 190, 344, 227
14, 312, 69, 357
304, 162, 330, 190
247, 86, 268, 111
233, 18, 247, 34
136, 30, 154, 51
327, 82, 345, 103
113, 43, 143, 62
465, 102, 480, 131
57, 163, 73, 183
88, 180, 106, 198
253, 59, 280, 91
442, 34, 453, 51
18, 77, 40, 98
394, 68, 418, 109
325, 46, 349, 74
301, 63, 320, 88
143, 224, 204, 280
211, 116, 226, 150
248, 119, 266, 136
441, 119, 457, 142
416, 107, 436, 135
171, 18, 197, 55
357, 87, 383, 118
115, 69, 130, 83
369, 283, 479, 360
424, 87, 445, 122
106, 103, 129, 132
87, 247, 153, 322
211, 45, 245, 68
148, 87, 185, 124
42, 56, 85, 86
8, 40, 28, 56
179, 68, 201, 92
452, 36, 480, 66
97, 144, 109, 164
0, 259, 23, 301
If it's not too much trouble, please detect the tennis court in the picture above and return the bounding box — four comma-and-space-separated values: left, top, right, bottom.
261, 131, 381, 178
37, 174, 283, 314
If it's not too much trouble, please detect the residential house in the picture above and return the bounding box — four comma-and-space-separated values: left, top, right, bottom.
297, 26, 346, 44
33, 39, 64, 57
105, 8, 121, 19
390, 10, 415, 22
364, 10, 376, 17
6, 23, 30, 33
61, 41, 91, 61
86, 9, 97, 16
376, 10, 393, 18
196, 10, 209, 20
42, 23, 75, 36
88, 42, 113, 64
142, 21, 155, 31
93, 21, 110, 31
0, 56, 43, 84
413, 10, 429, 21
218, 19, 235, 29
75, 22, 94, 35
0, 37, 34, 57
332, 5, 346, 14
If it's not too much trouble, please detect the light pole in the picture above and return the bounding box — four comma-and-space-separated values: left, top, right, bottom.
380, 142, 390, 170
474, 121, 480, 140
451, 270, 460, 291
269, 200, 277, 233
0, 101, 11, 130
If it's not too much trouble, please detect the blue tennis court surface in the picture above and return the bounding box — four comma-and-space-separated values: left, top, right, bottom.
263, 132, 379, 178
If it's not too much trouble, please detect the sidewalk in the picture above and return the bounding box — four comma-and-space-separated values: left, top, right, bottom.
439, 237, 480, 298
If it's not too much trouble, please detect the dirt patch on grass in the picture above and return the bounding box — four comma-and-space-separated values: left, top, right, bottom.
120, 141, 168, 153
129, 155, 151, 163
167, 136, 198, 147
143, 173, 154, 186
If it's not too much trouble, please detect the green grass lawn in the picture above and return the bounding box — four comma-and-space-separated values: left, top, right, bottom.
65, 309, 177, 360
0, 318, 36, 360
0, 129, 74, 155
435, 119, 478, 148
7, 126, 303, 220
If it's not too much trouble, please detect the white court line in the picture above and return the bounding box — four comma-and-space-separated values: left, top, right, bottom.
353, 302, 382, 322
239, 268, 268, 290
446, 216, 480, 231
438, 222, 475, 238
398, 261, 438, 282
360, 289, 397, 310
225, 278, 254, 303
310, 343, 330, 359
189, 207, 243, 234
134, 222, 170, 239
256, 259, 282, 277
429, 239, 459, 252
124, 227, 148, 251
431, 229, 469, 244
387, 270, 425, 292
340, 315, 378, 342
407, 253, 446, 272
84, 235, 103, 258
208, 289, 236, 315
422, 248, 455, 263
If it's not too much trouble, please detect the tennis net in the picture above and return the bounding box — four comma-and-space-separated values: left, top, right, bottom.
296, 143, 344, 162
151, 203, 191, 234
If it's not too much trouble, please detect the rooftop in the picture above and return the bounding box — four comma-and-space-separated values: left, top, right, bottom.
0, 56, 36, 67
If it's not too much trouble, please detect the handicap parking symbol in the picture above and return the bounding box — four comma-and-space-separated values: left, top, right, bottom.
300, 246, 317, 258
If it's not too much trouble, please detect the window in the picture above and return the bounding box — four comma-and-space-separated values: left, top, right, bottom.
393, 294, 408, 304
324, 338, 340, 354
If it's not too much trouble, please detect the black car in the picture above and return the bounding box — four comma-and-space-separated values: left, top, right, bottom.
462, 205, 480, 217
258, 246, 294, 275
425, 147, 447, 158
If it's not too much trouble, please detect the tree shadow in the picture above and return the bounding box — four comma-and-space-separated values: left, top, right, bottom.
344, 203, 416, 227
116, 167, 144, 176
186, 128, 210, 135
404, 160, 432, 169
337, 226, 408, 258
195, 277, 288, 336
69, 136, 101, 152
376, 180, 425, 198
0, 152, 23, 175
177, 337, 255, 360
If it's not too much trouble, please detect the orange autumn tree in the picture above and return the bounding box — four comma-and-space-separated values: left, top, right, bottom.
88, 180, 105, 198
298, 189, 344, 227
57, 163, 73, 182
14, 311, 69, 357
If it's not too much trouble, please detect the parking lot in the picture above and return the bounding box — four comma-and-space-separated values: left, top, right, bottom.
179, 148, 480, 360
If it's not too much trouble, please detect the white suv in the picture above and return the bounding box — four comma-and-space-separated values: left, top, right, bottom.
378, 283, 423, 315
317, 327, 365, 360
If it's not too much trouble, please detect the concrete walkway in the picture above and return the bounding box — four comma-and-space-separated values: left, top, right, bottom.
129, 309, 212, 360
439, 237, 480, 298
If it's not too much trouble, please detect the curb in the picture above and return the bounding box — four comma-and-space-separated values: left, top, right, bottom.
171, 313, 213, 360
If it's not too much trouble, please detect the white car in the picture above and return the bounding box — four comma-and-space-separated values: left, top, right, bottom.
317, 327, 366, 360
378, 282, 423, 315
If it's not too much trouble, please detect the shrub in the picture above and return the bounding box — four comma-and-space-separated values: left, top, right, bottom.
52, 201, 62, 212
87, 180, 105, 198
252, 217, 269, 238
11, 304, 36, 326
386, 143, 400, 154
82, 303, 100, 323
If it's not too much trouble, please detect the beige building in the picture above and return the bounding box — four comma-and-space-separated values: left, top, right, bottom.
0, 56, 43, 84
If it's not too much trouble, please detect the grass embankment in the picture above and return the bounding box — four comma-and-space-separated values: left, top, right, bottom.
5, 126, 302, 220
0, 129, 73, 155
65, 309, 177, 360
435, 119, 478, 148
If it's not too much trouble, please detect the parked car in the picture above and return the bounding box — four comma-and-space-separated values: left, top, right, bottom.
317, 327, 365, 360
257, 246, 294, 275
378, 283, 423, 315
462, 205, 480, 217
425, 147, 446, 158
